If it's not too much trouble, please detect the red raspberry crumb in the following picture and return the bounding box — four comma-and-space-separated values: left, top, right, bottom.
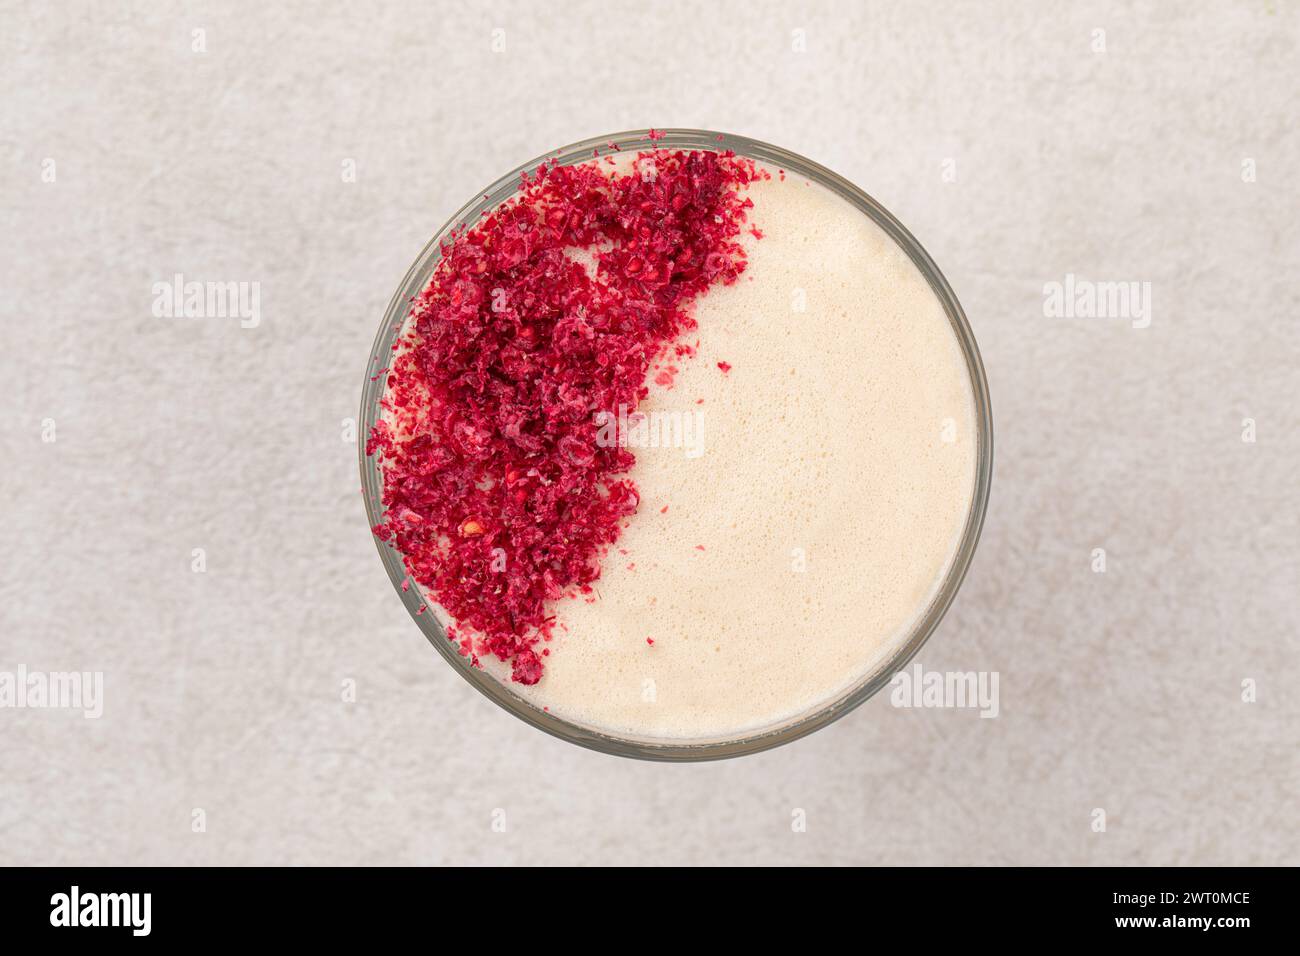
717, 361, 731, 373
368, 148, 759, 684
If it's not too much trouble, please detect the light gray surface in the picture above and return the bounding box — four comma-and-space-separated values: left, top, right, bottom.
2, 0, 1296, 866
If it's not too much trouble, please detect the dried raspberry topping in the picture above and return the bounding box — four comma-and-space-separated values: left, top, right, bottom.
369, 149, 763, 684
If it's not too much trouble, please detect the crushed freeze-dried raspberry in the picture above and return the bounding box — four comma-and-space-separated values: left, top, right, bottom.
717, 361, 732, 373
369, 148, 763, 684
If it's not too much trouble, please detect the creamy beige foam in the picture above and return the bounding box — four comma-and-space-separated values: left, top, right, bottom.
471, 165, 979, 740
399, 160, 979, 741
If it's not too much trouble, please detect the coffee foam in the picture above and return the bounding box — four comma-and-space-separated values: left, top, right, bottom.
459, 164, 981, 741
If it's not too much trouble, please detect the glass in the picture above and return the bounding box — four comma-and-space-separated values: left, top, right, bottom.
358, 129, 994, 761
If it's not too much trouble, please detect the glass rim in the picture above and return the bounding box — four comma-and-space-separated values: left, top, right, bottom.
358, 128, 994, 762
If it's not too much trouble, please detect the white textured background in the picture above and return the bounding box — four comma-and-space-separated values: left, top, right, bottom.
2, 0, 1297, 865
